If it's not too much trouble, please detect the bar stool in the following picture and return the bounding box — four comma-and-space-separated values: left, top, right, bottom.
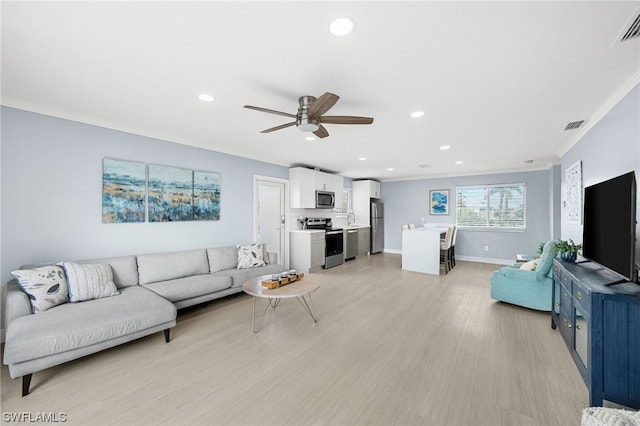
439, 226, 454, 274
449, 225, 458, 269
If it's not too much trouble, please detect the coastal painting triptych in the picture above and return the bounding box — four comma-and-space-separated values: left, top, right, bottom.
102, 159, 146, 223
102, 159, 220, 223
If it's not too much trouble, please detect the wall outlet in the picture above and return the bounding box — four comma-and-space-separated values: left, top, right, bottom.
420, 217, 425, 223
483, 245, 489, 252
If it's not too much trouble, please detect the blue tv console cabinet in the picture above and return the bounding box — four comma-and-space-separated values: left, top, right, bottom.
551, 259, 640, 408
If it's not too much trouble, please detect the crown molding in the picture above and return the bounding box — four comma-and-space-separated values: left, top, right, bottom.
558, 67, 640, 158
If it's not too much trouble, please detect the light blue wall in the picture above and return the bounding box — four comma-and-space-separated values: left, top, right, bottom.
1, 107, 289, 283
560, 84, 640, 269
549, 164, 562, 240
381, 169, 553, 263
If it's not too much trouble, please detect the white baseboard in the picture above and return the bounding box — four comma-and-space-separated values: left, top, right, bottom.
381, 249, 511, 266
456, 255, 512, 265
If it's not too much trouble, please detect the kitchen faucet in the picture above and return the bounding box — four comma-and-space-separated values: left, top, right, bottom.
347, 211, 355, 226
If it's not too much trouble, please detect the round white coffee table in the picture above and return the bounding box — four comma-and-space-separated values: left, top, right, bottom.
242, 275, 320, 333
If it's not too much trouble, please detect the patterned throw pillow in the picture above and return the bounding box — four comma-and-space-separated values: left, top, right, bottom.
61, 262, 119, 302
11, 265, 69, 313
237, 243, 266, 269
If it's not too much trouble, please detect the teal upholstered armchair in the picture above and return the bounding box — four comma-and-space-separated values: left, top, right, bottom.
489, 240, 558, 311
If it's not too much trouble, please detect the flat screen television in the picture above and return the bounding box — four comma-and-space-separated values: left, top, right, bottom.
582, 171, 638, 283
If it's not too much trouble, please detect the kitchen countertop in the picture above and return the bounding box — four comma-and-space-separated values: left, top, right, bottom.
290, 225, 370, 233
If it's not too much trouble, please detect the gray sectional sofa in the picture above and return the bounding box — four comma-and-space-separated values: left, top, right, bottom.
3, 246, 283, 396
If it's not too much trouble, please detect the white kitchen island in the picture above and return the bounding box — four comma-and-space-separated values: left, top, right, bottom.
401, 226, 448, 275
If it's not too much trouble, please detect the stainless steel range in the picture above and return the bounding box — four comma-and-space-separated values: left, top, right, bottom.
304, 217, 344, 269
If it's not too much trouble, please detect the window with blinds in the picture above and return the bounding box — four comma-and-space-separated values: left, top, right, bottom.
456, 183, 526, 229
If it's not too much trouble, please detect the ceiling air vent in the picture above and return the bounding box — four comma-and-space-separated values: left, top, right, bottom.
619, 9, 640, 42
564, 120, 585, 131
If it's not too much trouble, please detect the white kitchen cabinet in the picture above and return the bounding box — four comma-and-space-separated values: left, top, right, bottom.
372, 181, 381, 198
289, 167, 316, 208
354, 179, 381, 198
367, 180, 381, 198
353, 180, 380, 225
290, 231, 325, 274
289, 167, 344, 209
315, 171, 332, 191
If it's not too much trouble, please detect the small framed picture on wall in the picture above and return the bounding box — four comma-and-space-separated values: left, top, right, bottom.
430, 189, 449, 215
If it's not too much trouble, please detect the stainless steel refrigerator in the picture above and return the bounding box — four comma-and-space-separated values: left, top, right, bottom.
370, 199, 384, 254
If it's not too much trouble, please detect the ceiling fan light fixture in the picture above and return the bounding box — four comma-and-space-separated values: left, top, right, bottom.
298, 123, 320, 132
305, 136, 316, 141
297, 116, 319, 132
330, 17, 355, 36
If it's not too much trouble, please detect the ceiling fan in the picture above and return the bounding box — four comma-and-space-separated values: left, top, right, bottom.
244, 92, 374, 138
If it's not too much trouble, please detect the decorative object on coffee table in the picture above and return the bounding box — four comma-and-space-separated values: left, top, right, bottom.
261, 272, 305, 289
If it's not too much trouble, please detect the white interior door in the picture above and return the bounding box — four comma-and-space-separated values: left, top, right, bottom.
254, 176, 287, 267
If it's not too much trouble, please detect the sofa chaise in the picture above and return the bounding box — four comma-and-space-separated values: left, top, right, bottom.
3, 244, 283, 396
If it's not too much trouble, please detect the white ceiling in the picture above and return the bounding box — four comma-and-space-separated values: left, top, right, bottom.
2, 1, 639, 181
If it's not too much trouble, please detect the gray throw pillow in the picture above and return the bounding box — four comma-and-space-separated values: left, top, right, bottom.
61, 262, 120, 302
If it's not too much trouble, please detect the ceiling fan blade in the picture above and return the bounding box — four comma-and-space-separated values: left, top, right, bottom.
260, 121, 296, 133
307, 92, 340, 117
319, 116, 374, 125
313, 125, 330, 138
244, 105, 296, 119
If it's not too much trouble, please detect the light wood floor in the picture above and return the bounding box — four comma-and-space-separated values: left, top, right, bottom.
1, 254, 588, 425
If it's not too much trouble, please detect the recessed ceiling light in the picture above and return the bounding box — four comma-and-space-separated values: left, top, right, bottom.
359, 157, 367, 161
329, 17, 355, 36
410, 111, 424, 118
198, 93, 215, 102
387, 167, 394, 171
440, 145, 450, 150
305, 136, 316, 141
455, 161, 463, 165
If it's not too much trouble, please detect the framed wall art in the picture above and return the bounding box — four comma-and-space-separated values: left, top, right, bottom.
430, 189, 449, 215
102, 158, 146, 223
193, 170, 220, 221
566, 160, 582, 224
148, 164, 194, 222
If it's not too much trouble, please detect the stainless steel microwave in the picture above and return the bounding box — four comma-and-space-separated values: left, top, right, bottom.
315, 190, 335, 209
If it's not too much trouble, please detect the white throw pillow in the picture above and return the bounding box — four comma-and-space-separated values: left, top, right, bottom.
519, 259, 539, 271
237, 243, 266, 269
11, 265, 69, 313
61, 262, 119, 302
